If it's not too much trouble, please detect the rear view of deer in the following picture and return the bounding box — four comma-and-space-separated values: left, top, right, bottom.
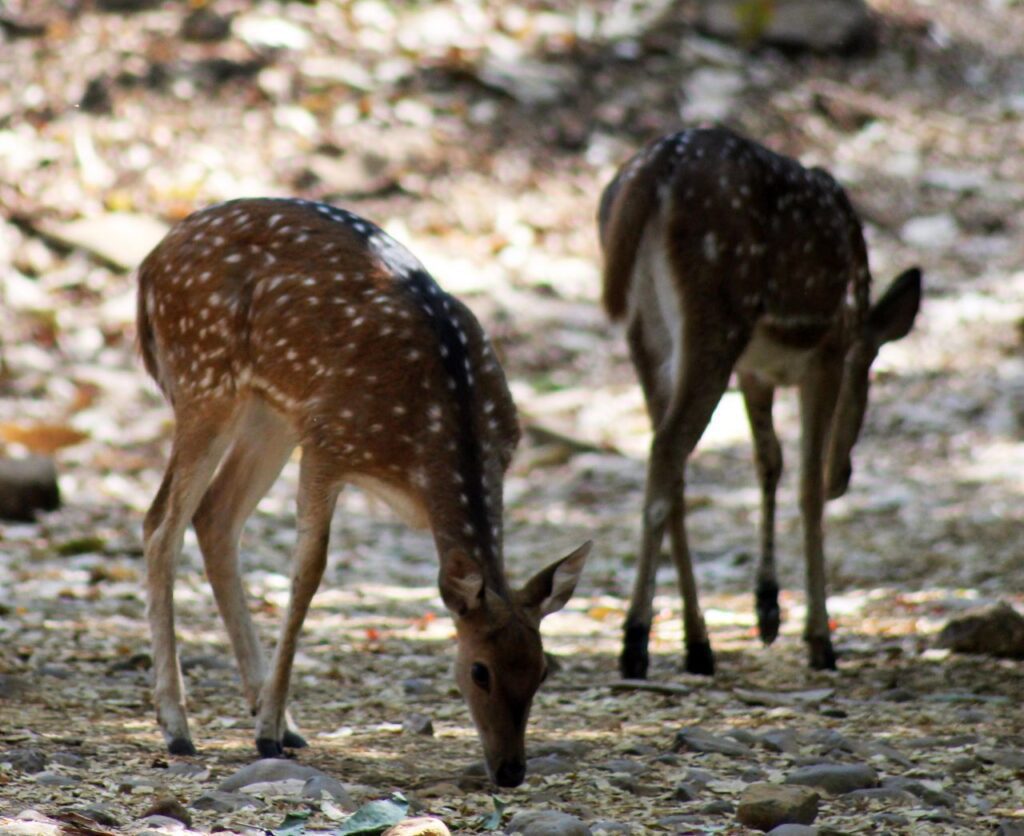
137, 198, 589, 788
599, 128, 920, 676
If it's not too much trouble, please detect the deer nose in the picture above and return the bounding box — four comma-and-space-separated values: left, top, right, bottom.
494, 760, 526, 787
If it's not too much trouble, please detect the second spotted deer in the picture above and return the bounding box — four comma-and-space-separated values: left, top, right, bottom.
137, 198, 590, 788
599, 128, 920, 677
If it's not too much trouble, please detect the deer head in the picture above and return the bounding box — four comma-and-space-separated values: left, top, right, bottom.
827, 267, 922, 499
439, 542, 590, 787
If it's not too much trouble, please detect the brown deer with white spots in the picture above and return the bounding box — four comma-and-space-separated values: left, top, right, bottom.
137, 198, 589, 788
599, 128, 920, 677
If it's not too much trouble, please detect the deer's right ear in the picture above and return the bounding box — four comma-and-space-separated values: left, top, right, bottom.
868, 267, 922, 346
439, 550, 484, 617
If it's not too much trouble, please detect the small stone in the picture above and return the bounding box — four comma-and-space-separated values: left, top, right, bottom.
402, 677, 432, 695
527, 740, 590, 759
873, 813, 910, 827
191, 791, 264, 813
696, 0, 873, 52
403, 713, 434, 736
181, 8, 231, 42
505, 810, 592, 836
844, 787, 916, 805
589, 823, 634, 836
785, 763, 878, 795
219, 759, 330, 792
949, 756, 978, 774
607, 775, 638, 793
674, 727, 752, 756
77, 805, 121, 827
976, 748, 1024, 770
761, 729, 799, 754
382, 816, 451, 836
139, 815, 185, 831
767, 826, 818, 836
997, 821, 1024, 836
50, 752, 87, 769
141, 798, 191, 828
3, 749, 48, 773
602, 758, 646, 776
738, 783, 819, 831
526, 753, 576, 776
881, 687, 916, 702
164, 762, 209, 779
701, 800, 734, 815
935, 601, 1024, 658
0, 674, 30, 699
34, 772, 80, 786
673, 782, 699, 802
303, 774, 353, 805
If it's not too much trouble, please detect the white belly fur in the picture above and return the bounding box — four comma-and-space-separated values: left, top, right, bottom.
736, 322, 817, 386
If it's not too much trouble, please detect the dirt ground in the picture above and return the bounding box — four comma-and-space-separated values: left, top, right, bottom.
1, 0, 1023, 833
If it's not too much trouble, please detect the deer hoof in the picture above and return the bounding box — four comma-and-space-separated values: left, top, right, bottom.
685, 640, 715, 676
756, 581, 781, 645
619, 622, 651, 679
282, 730, 308, 749
807, 636, 837, 670
256, 737, 285, 758
167, 737, 197, 756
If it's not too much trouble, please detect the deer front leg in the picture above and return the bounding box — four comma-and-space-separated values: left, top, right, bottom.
798, 357, 843, 670
145, 420, 234, 755
254, 452, 339, 757
192, 406, 306, 747
739, 372, 783, 645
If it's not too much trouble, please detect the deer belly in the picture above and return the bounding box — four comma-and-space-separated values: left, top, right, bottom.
736, 325, 817, 386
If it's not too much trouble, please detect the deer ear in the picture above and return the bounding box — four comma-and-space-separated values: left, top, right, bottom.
869, 267, 922, 346
439, 550, 484, 617
519, 541, 591, 619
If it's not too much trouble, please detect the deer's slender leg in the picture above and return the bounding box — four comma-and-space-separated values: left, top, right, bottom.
621, 319, 745, 678
144, 409, 238, 755
191, 402, 305, 745
254, 447, 339, 756
739, 371, 783, 644
798, 353, 843, 670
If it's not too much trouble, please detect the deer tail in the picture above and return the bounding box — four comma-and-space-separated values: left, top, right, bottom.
598, 138, 679, 322
135, 260, 171, 402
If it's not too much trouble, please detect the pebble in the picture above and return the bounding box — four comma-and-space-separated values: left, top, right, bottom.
78, 804, 121, 827
303, 774, 353, 805
191, 791, 265, 813
34, 771, 80, 786
527, 753, 576, 776
141, 798, 192, 827
737, 783, 820, 831
382, 816, 451, 836
701, 800, 734, 815
784, 763, 878, 794
674, 727, 752, 756
601, 758, 646, 776
761, 729, 799, 754
3, 748, 48, 773
505, 810, 592, 836
767, 826, 819, 836
935, 601, 1024, 658
219, 758, 333, 792
403, 713, 435, 736
672, 782, 699, 802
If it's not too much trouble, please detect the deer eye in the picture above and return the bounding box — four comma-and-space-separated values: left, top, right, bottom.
470, 662, 491, 692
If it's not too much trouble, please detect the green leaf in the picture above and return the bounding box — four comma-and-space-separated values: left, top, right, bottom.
334, 794, 409, 836
272, 810, 311, 836
477, 796, 506, 831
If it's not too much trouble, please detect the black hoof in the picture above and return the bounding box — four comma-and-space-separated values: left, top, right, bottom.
619, 622, 651, 679
684, 640, 715, 676
282, 730, 308, 749
256, 736, 284, 758
756, 580, 781, 645
808, 636, 837, 670
167, 737, 197, 756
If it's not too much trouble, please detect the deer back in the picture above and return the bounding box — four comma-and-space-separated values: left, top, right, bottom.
137, 198, 520, 559
599, 128, 872, 346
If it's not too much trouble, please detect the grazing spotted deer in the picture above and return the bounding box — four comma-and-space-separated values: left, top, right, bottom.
137, 198, 589, 788
598, 128, 920, 677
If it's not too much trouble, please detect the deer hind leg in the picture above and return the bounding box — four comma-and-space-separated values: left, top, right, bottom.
621, 320, 743, 678
739, 372, 783, 645
798, 355, 843, 670
191, 401, 307, 746
144, 407, 238, 755
254, 446, 339, 757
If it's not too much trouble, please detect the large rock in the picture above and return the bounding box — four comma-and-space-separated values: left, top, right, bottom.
506, 810, 592, 836
737, 783, 819, 832
784, 763, 878, 795
696, 0, 873, 52
935, 602, 1024, 659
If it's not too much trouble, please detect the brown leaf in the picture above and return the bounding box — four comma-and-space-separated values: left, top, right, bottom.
0, 422, 89, 454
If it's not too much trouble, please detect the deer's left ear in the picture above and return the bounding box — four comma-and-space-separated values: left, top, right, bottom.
869, 267, 922, 346
518, 541, 591, 619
